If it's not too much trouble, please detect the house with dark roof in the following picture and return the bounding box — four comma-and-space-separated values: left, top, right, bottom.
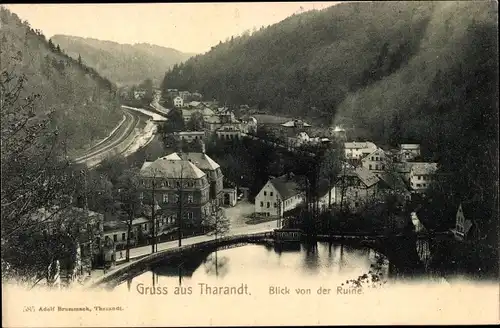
254, 173, 305, 217
139, 156, 211, 228
334, 167, 385, 210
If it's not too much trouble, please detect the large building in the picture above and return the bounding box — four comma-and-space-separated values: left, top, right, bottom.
177, 150, 224, 206
139, 156, 211, 228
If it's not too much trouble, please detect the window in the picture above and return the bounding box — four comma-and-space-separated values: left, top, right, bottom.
369, 164, 372, 170
423, 184, 426, 187
418, 175, 421, 180
163, 194, 168, 203
371, 157, 374, 161
187, 212, 193, 220
130, 232, 134, 239
144, 224, 148, 231
188, 195, 193, 203
121, 233, 125, 241
416, 184, 421, 187
382, 165, 385, 170
270, 191, 273, 196
139, 192, 144, 200
260, 201, 263, 207
113, 234, 117, 242
375, 165, 379, 170
267, 202, 270, 208
176, 181, 181, 188
264, 191, 267, 196
274, 202, 277, 208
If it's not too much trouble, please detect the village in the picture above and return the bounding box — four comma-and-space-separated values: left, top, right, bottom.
29, 87, 480, 287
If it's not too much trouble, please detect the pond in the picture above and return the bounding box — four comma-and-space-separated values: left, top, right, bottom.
115, 242, 392, 293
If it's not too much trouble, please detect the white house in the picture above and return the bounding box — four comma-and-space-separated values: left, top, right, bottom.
400, 144, 421, 161
254, 173, 304, 217
361, 148, 388, 173
344, 141, 377, 160
173, 96, 184, 108
409, 162, 438, 193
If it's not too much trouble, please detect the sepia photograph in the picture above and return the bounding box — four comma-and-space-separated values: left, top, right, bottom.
1, 1, 499, 326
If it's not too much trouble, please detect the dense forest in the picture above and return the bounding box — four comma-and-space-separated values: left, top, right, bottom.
51, 35, 195, 87
1, 6, 122, 154
161, 2, 498, 245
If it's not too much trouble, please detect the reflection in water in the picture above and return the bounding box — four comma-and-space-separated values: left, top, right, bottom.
116, 242, 390, 292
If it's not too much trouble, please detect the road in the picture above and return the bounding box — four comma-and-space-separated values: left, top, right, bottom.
124, 220, 275, 260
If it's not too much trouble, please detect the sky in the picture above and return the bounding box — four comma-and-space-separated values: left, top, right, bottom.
5, 2, 340, 54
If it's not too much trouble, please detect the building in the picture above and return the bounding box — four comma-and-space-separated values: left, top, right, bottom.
181, 107, 216, 123
179, 91, 192, 101
411, 212, 426, 233
173, 96, 184, 108
134, 90, 146, 100
177, 149, 224, 206
186, 101, 203, 109
399, 144, 421, 162
240, 116, 257, 134
139, 157, 211, 229
344, 141, 378, 160
216, 125, 242, 140
334, 167, 383, 210
331, 126, 347, 141
361, 148, 388, 173
281, 119, 312, 129
254, 173, 305, 218
451, 203, 480, 242
175, 131, 206, 143
222, 187, 237, 207
409, 162, 438, 193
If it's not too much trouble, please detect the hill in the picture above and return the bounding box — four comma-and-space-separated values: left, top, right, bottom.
50, 35, 195, 86
1, 6, 123, 155
161, 2, 498, 243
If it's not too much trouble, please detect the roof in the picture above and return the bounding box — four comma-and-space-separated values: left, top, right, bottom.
132, 217, 150, 226
377, 172, 409, 193
361, 148, 386, 161
140, 158, 206, 179
344, 141, 377, 149
181, 107, 216, 117
179, 152, 220, 171
187, 101, 201, 107
281, 119, 312, 127
178, 131, 205, 135
411, 163, 438, 175
400, 144, 420, 150
33, 206, 103, 223
354, 167, 380, 187
103, 220, 127, 233
394, 162, 413, 173
269, 174, 304, 200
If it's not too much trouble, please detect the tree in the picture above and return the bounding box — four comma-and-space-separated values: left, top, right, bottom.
201, 201, 230, 277
114, 169, 142, 262
186, 111, 205, 131
78, 54, 82, 66
139, 78, 154, 105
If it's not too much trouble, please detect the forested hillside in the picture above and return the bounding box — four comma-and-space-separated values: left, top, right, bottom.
162, 2, 498, 243
51, 35, 195, 86
1, 7, 122, 154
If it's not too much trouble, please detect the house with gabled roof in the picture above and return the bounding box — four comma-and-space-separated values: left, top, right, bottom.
361, 148, 388, 173
254, 173, 305, 218
334, 166, 384, 210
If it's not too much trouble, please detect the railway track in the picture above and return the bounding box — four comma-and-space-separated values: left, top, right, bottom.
73, 109, 140, 164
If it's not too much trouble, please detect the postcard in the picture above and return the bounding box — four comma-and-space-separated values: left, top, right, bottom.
1, 2, 499, 327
